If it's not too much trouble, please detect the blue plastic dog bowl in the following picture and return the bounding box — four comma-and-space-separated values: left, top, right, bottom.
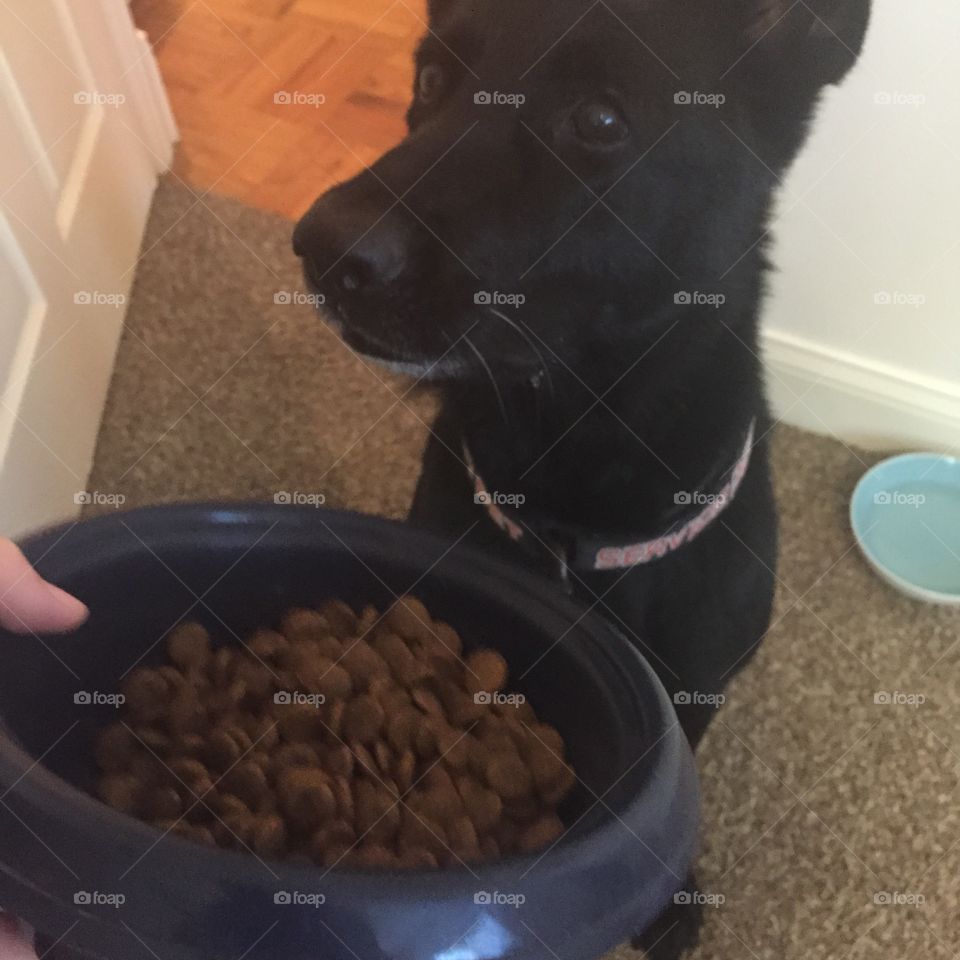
0, 504, 698, 960
851, 453, 960, 604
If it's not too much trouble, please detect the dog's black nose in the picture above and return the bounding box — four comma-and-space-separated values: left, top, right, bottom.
293, 197, 408, 296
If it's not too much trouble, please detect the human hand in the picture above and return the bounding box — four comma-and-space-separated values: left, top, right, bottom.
0, 537, 88, 634
0, 540, 87, 955
0, 915, 36, 959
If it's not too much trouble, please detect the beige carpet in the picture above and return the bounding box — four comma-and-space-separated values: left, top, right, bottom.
88, 179, 960, 960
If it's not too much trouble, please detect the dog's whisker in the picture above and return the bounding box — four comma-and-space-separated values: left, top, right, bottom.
463, 333, 509, 424
486, 307, 556, 400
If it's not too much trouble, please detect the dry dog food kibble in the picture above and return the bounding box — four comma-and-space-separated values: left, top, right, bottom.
94, 597, 575, 868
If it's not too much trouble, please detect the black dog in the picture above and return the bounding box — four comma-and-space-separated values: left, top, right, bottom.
293, 0, 869, 953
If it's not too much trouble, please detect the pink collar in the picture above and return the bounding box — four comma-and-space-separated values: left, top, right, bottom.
464, 419, 756, 573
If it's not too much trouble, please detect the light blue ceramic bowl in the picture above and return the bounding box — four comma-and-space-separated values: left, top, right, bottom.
851, 452, 960, 604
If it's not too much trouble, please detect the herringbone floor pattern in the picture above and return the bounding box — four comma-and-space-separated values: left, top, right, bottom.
131, 0, 422, 219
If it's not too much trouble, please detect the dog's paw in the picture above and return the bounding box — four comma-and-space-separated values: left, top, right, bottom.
631, 887, 704, 960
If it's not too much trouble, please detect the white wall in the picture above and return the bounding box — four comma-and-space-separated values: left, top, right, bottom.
763, 0, 960, 452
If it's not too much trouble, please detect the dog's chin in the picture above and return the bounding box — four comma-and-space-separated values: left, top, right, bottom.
365, 355, 464, 379
339, 322, 464, 381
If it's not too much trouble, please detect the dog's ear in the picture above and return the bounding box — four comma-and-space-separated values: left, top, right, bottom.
742, 0, 872, 87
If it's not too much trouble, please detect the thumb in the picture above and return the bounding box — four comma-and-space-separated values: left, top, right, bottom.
0, 539, 89, 635
0, 915, 36, 960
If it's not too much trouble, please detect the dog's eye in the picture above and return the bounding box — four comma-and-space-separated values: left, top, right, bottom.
572, 101, 628, 145
417, 64, 446, 104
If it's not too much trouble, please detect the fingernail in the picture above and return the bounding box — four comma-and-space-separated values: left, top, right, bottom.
46, 583, 89, 627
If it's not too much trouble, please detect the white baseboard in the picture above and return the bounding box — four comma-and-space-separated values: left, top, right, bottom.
762, 329, 960, 454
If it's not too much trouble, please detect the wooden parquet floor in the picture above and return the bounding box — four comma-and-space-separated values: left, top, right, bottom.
131, 0, 423, 219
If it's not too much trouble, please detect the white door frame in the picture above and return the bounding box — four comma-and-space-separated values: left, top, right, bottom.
0, 0, 176, 537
